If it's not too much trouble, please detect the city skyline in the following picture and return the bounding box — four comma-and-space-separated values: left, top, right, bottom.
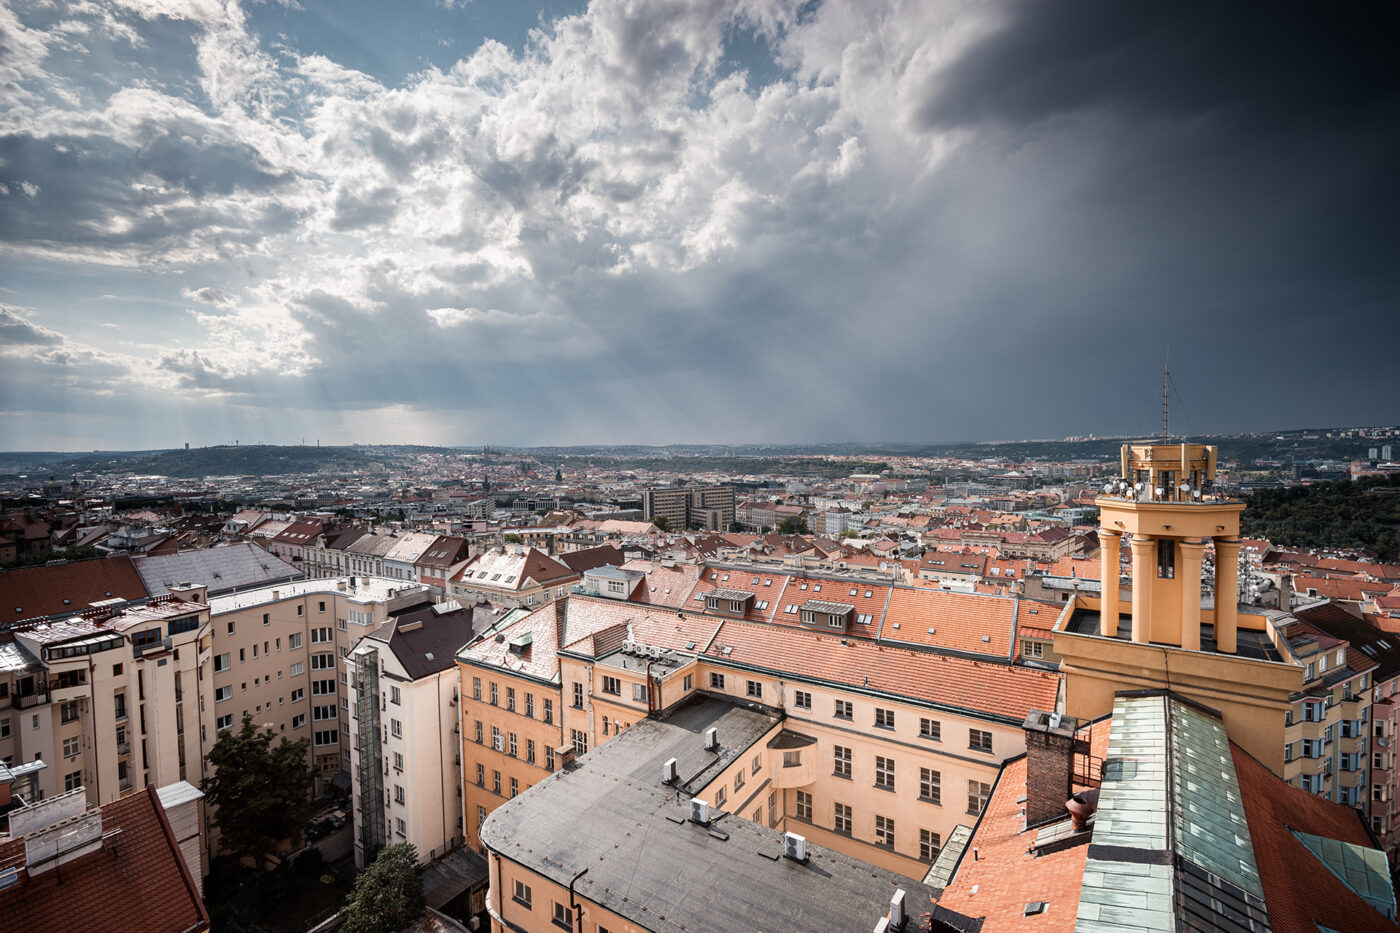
2, 0, 1397, 451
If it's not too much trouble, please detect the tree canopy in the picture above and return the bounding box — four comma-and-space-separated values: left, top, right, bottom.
341, 843, 425, 933
201, 717, 312, 863
650, 515, 671, 532
778, 515, 810, 535
1241, 473, 1400, 561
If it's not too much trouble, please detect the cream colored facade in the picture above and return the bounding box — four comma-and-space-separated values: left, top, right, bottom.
2, 589, 211, 810
207, 577, 434, 795
1282, 635, 1374, 809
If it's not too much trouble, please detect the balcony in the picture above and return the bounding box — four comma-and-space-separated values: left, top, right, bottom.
14, 692, 48, 710
116, 741, 131, 756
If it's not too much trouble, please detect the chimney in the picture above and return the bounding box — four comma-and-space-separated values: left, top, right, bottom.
554, 597, 568, 644
1279, 573, 1293, 611
1022, 709, 1079, 827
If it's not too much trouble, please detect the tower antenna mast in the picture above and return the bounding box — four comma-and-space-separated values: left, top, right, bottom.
1162, 359, 1170, 442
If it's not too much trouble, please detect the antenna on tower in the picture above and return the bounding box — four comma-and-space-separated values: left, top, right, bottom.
1161, 357, 1170, 442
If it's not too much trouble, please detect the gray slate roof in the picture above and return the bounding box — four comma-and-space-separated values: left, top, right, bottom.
133, 542, 303, 597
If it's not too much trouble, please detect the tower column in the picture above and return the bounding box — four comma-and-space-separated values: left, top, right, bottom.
1099, 530, 1122, 636
1129, 535, 1155, 644
1215, 538, 1240, 654
1178, 539, 1206, 652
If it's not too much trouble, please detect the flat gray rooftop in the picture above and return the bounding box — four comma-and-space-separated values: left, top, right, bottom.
481, 695, 961, 933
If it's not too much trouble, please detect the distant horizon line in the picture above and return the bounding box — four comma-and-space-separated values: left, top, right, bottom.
3, 423, 1397, 457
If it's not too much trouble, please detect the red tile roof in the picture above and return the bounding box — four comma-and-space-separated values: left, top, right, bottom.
882, 587, 1019, 658
0, 555, 150, 621
705, 619, 1061, 722
936, 721, 1110, 932
1232, 742, 1399, 933
0, 785, 209, 932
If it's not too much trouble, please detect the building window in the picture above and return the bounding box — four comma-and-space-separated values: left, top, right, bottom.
1157, 539, 1175, 579
288, 633, 302, 650
834, 745, 852, 779
875, 756, 895, 790
527, 739, 536, 764
395, 785, 406, 804
968, 780, 991, 816
391, 718, 402, 738
734, 769, 745, 791
472, 677, 481, 700
715, 787, 727, 808
1022, 640, 1045, 658
684, 674, 694, 691
292, 713, 306, 729
510, 778, 518, 798
65, 770, 82, 792
969, 729, 993, 753
475, 764, 484, 786
506, 687, 516, 711
602, 675, 621, 696
746, 680, 762, 699
633, 683, 649, 703
314, 730, 337, 746
794, 690, 811, 710
215, 685, 232, 703
525, 693, 534, 718
875, 708, 894, 730
509, 733, 518, 757
783, 751, 801, 768
290, 661, 304, 677
310, 653, 335, 670
314, 705, 336, 721
920, 829, 941, 861
311, 627, 333, 643
543, 698, 554, 724
512, 880, 532, 908
489, 682, 498, 706
572, 683, 584, 709
390, 686, 401, 705
213, 653, 230, 673
552, 901, 571, 930
875, 815, 894, 849
834, 803, 852, 835
63, 736, 80, 758
492, 771, 501, 794
795, 790, 812, 821
920, 768, 941, 805
919, 718, 941, 741
709, 672, 725, 689
546, 746, 555, 770
393, 751, 404, 770
572, 729, 589, 755
834, 699, 853, 720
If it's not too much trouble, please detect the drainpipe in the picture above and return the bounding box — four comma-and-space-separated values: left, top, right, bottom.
645, 661, 655, 716
569, 867, 589, 932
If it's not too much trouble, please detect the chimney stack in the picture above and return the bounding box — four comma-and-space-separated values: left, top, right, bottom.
1022, 709, 1080, 827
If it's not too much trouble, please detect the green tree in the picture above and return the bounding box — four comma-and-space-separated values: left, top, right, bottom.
503, 533, 524, 544
201, 717, 312, 864
778, 515, 810, 535
837, 529, 859, 539
651, 516, 671, 532
341, 843, 425, 933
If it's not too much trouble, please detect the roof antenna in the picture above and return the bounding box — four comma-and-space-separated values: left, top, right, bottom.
1161, 354, 1171, 442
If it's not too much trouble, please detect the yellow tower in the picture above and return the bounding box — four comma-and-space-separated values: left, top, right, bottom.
1096, 441, 1243, 653
1053, 438, 1304, 775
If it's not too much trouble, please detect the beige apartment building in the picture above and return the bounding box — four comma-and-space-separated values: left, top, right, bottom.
458, 594, 1061, 879
207, 577, 435, 794
447, 546, 578, 610
0, 585, 212, 810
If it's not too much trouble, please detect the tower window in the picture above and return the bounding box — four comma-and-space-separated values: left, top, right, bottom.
1157, 539, 1175, 579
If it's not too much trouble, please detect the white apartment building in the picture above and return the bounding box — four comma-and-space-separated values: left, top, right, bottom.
347, 600, 487, 868
1, 585, 211, 809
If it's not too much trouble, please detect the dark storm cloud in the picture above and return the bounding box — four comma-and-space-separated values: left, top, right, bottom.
916, 1, 1399, 133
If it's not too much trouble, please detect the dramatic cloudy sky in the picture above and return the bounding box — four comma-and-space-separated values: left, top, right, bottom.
1, 0, 1396, 450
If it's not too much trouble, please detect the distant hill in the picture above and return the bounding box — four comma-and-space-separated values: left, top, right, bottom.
1240, 473, 1400, 562
34, 445, 383, 479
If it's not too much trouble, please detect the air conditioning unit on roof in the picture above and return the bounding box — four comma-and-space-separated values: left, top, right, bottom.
690, 799, 710, 824
783, 831, 807, 862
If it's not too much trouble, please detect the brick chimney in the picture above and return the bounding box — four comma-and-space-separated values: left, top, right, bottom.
554, 596, 568, 645
1022, 709, 1079, 827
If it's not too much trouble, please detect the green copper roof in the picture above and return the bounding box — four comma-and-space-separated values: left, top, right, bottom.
1292, 829, 1397, 920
